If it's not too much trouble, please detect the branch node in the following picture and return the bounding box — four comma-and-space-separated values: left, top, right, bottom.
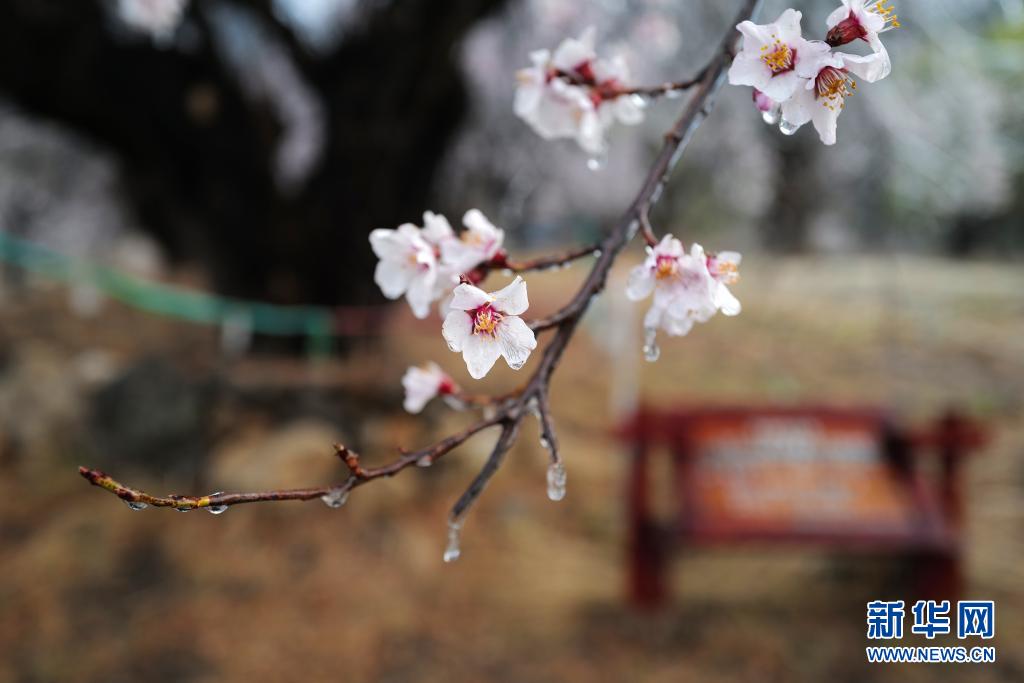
334, 443, 368, 479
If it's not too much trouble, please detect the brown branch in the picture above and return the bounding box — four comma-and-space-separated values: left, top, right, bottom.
78, 0, 763, 521
554, 67, 710, 101
637, 207, 658, 247
502, 243, 602, 273
535, 387, 561, 468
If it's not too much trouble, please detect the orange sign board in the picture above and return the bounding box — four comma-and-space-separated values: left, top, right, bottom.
685, 415, 923, 538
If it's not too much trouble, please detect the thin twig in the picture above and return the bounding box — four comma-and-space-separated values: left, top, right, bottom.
637, 205, 658, 247
502, 243, 602, 273
79, 0, 762, 516
535, 387, 561, 468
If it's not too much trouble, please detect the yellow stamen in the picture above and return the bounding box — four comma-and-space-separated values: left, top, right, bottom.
655, 258, 678, 280
816, 67, 856, 111
473, 308, 501, 336
760, 37, 794, 74
715, 262, 740, 285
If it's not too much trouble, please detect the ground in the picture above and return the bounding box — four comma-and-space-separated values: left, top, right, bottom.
0, 254, 1021, 682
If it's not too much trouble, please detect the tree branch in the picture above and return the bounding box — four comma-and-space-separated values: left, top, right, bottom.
79, 0, 763, 524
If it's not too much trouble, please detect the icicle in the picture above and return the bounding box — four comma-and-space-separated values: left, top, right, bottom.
586, 150, 608, 171
546, 462, 567, 501
443, 519, 463, 563
779, 119, 799, 136
320, 487, 349, 509
642, 327, 661, 362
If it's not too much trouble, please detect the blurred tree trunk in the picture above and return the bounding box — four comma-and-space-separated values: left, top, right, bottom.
762, 134, 816, 253
0, 0, 506, 319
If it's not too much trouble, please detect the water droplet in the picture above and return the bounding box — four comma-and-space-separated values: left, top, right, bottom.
629, 94, 648, 109
206, 491, 227, 514
442, 395, 465, 411
502, 269, 513, 277
779, 118, 799, 136
443, 520, 462, 563
665, 88, 683, 100
508, 359, 526, 370
539, 436, 551, 451
175, 506, 191, 512
546, 462, 567, 501
761, 107, 781, 125
417, 455, 433, 468
482, 405, 497, 420
592, 249, 602, 258
445, 340, 459, 352
642, 327, 661, 363
124, 500, 148, 511
526, 398, 540, 418
320, 488, 349, 508
586, 151, 608, 171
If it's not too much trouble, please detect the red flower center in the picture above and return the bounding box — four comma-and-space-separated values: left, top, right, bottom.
472, 304, 503, 336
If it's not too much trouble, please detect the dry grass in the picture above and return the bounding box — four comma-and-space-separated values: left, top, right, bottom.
0, 254, 1021, 682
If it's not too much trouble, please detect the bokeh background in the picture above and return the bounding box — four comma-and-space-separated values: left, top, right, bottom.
1, 0, 1022, 681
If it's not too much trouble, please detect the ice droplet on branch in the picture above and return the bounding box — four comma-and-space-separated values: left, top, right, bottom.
587, 151, 608, 171
779, 119, 799, 136
546, 462, 567, 501
320, 487, 349, 509
124, 500, 148, 511
642, 328, 661, 362
416, 455, 433, 468
443, 519, 463, 563
762, 108, 781, 125
206, 492, 228, 515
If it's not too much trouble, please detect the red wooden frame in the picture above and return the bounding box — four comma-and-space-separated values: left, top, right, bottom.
620, 406, 987, 608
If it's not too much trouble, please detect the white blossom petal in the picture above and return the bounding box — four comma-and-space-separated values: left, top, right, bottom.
402, 363, 448, 414
462, 333, 503, 379
442, 310, 472, 352
840, 44, 890, 83
450, 283, 492, 311
727, 53, 769, 88
551, 27, 596, 70
491, 276, 529, 316
406, 270, 438, 319
714, 284, 742, 316
496, 316, 536, 371
626, 265, 655, 301
374, 259, 413, 300
421, 211, 454, 245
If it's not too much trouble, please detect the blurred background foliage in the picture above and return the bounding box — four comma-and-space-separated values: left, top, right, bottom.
0, 0, 1020, 317
0, 2, 1022, 682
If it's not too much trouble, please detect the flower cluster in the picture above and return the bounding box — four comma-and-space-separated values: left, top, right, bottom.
514, 28, 646, 156
728, 3, 898, 144
626, 236, 741, 352
371, 212, 535, 391
369, 210, 505, 319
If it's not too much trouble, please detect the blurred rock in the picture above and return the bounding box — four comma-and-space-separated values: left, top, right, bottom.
88, 357, 209, 475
